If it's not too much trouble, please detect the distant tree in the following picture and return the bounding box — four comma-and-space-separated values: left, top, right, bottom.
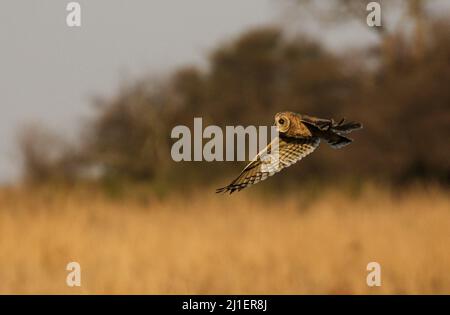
18, 123, 81, 184
17, 10, 450, 188
84, 82, 173, 182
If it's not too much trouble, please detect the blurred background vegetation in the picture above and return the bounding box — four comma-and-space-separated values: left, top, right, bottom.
3, 0, 450, 295
17, 0, 450, 194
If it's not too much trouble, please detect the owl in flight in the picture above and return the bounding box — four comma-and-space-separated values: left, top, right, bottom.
217, 111, 362, 194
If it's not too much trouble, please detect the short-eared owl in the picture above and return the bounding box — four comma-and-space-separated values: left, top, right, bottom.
217, 111, 362, 194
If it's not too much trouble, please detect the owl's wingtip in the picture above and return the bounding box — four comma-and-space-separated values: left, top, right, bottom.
216, 185, 237, 194
215, 187, 226, 194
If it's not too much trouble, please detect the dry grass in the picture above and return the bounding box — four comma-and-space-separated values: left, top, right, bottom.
0, 184, 449, 294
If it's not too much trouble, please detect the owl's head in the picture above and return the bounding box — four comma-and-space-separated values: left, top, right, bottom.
274, 112, 293, 133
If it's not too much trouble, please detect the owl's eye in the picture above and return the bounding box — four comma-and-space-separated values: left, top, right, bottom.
278, 118, 285, 125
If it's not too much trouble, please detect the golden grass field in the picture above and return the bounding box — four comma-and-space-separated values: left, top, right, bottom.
0, 183, 449, 294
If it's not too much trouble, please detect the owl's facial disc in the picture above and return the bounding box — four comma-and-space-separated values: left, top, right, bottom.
275, 115, 290, 133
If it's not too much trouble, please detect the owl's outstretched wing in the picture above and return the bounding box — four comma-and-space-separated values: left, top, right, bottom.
216, 135, 320, 194
301, 115, 362, 134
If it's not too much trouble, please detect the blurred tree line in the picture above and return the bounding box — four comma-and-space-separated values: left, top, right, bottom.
19, 1, 449, 190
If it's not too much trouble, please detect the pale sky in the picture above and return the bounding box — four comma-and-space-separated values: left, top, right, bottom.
0, 0, 282, 182
0, 0, 448, 183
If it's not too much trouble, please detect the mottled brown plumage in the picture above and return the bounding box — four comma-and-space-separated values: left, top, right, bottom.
217, 111, 362, 194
